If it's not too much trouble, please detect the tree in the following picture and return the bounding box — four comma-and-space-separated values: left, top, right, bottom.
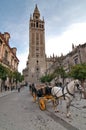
12, 71, 24, 83
40, 73, 55, 83
53, 66, 67, 84
69, 63, 86, 98
0, 63, 24, 84
0, 64, 7, 80
70, 63, 86, 84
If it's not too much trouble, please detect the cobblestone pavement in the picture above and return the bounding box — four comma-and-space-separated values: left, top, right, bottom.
45, 96, 86, 130
0, 88, 67, 130
0, 87, 86, 130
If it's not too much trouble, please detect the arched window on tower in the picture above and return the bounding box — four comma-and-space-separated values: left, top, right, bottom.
36, 16, 38, 19
37, 68, 39, 71
36, 67, 40, 73
36, 54, 39, 58
37, 60, 39, 65
36, 22, 38, 28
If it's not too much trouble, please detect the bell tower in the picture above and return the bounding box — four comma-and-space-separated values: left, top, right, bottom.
28, 5, 46, 83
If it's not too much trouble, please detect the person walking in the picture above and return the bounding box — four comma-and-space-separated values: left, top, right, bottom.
17, 81, 21, 92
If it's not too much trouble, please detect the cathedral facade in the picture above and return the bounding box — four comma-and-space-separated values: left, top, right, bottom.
23, 5, 86, 85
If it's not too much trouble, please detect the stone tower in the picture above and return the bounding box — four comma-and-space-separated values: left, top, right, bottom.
28, 5, 46, 83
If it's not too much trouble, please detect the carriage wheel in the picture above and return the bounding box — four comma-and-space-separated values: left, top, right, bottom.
39, 98, 46, 111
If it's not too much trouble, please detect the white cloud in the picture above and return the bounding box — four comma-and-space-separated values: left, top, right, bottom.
46, 22, 86, 57
18, 50, 28, 73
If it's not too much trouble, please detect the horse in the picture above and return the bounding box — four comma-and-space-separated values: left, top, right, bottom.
51, 79, 82, 118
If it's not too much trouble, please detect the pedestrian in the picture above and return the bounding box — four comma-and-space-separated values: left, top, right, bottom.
17, 81, 21, 92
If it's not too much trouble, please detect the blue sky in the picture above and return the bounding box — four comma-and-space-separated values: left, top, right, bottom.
0, 0, 86, 72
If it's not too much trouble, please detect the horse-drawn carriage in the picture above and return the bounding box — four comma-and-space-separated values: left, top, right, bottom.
29, 83, 57, 111
29, 80, 82, 117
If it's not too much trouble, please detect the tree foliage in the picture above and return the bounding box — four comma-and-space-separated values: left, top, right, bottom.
13, 71, 24, 83
54, 66, 67, 78
53, 66, 67, 83
0, 64, 7, 80
40, 73, 55, 83
69, 63, 86, 98
40, 67, 67, 83
0, 64, 24, 82
69, 63, 86, 81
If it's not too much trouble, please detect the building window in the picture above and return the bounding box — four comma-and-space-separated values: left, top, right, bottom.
37, 68, 39, 71
73, 55, 79, 64
36, 22, 38, 28
37, 60, 39, 64
4, 50, 8, 60
36, 67, 40, 73
74, 58, 78, 64
36, 47, 39, 51
36, 16, 38, 19
36, 54, 39, 57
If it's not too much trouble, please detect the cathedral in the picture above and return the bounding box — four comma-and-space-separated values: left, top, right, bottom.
26, 5, 56, 83
23, 5, 86, 85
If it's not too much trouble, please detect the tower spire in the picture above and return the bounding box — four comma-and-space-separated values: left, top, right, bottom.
33, 4, 40, 19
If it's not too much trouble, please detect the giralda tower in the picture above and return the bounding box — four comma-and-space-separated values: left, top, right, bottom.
28, 5, 46, 83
